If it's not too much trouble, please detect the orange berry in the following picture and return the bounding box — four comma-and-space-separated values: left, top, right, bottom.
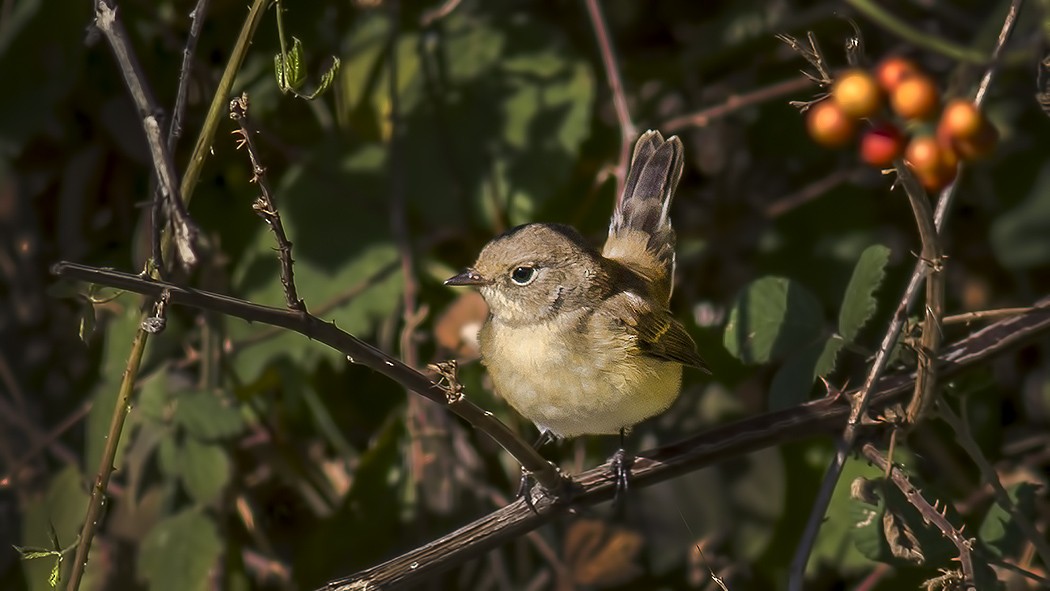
905, 135, 958, 192
806, 100, 856, 148
832, 70, 883, 118
937, 100, 999, 160
939, 99, 984, 139
875, 56, 920, 93
891, 75, 940, 121
860, 123, 905, 167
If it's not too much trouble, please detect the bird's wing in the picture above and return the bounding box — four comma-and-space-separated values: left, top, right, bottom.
605, 291, 709, 371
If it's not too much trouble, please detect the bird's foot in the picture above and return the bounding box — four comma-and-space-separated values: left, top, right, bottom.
610, 447, 633, 506
517, 465, 577, 513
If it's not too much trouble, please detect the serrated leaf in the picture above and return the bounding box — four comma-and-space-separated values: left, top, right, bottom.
14, 548, 57, 561
173, 391, 246, 441
723, 277, 825, 364
978, 482, 1038, 559
178, 439, 230, 505
315, 56, 339, 96
287, 37, 306, 90
138, 510, 221, 591
838, 245, 890, 342
814, 336, 845, 378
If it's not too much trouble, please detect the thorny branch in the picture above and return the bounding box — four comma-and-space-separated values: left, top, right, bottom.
52, 262, 565, 493
787, 3, 1024, 586
860, 444, 976, 591
229, 93, 306, 312
49, 262, 1050, 590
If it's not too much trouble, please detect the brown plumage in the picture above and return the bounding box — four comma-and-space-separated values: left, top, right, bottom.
446, 130, 707, 438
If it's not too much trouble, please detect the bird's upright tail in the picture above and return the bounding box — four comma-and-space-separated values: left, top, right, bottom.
603, 130, 684, 304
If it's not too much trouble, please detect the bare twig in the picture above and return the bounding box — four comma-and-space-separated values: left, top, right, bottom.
860, 444, 976, 591
663, 76, 814, 133
0, 399, 90, 488
320, 303, 1050, 591
232, 260, 399, 352
583, 0, 635, 201
67, 2, 270, 588
93, 0, 199, 270
936, 399, 1050, 568
50, 262, 1050, 590
787, 5, 1024, 586
228, 93, 305, 312
896, 163, 944, 425
169, 0, 210, 150
52, 262, 565, 493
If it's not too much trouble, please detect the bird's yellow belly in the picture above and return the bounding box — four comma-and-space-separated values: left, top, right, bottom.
480, 320, 683, 438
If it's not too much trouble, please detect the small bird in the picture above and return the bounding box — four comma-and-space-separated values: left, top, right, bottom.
446, 130, 708, 491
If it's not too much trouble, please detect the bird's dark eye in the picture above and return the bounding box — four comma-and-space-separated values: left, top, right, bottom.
510, 266, 537, 286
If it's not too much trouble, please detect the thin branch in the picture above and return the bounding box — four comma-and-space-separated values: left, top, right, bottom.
229, 93, 306, 312
66, 319, 150, 591
860, 444, 976, 591
896, 162, 944, 425
169, 0, 210, 151
0, 399, 90, 488
936, 399, 1050, 568
51, 262, 565, 492
320, 301, 1050, 591
663, 76, 814, 133
232, 260, 399, 352
787, 4, 1024, 585
50, 262, 1050, 589
845, 0, 986, 64
93, 0, 199, 270
583, 0, 635, 201
68, 2, 270, 587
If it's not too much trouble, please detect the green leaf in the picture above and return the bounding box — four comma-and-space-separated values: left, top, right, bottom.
314, 56, 340, 97
173, 391, 246, 441
287, 37, 306, 90
20, 465, 92, 591
814, 336, 845, 378
178, 439, 231, 506
838, 244, 890, 342
138, 510, 221, 591
979, 482, 1038, 559
723, 277, 825, 364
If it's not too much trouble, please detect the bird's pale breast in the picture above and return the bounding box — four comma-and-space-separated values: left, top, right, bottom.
479, 313, 683, 438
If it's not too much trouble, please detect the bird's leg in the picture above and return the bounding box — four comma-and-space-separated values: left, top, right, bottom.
610, 427, 633, 503
518, 431, 556, 512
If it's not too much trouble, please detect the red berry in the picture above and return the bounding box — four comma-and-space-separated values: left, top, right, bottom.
832, 70, 883, 118
806, 100, 856, 148
860, 123, 905, 168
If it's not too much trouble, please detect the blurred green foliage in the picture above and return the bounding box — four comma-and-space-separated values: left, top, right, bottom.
2, 0, 1049, 589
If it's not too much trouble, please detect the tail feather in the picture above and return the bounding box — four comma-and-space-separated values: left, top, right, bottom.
603, 130, 684, 303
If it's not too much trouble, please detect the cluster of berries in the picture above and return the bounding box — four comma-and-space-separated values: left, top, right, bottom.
806, 57, 998, 192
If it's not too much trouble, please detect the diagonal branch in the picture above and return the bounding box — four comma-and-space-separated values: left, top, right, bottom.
325, 299, 1050, 590
788, 2, 1024, 585
49, 262, 1050, 590
51, 262, 564, 493
583, 0, 635, 201
93, 0, 199, 270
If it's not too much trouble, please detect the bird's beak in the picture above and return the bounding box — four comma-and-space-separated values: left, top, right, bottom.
444, 268, 488, 286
